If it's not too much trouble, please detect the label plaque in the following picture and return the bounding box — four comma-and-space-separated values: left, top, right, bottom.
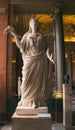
0, 8, 7, 14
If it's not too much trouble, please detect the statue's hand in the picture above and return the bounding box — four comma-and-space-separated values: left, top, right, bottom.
4, 25, 15, 34
4, 25, 21, 38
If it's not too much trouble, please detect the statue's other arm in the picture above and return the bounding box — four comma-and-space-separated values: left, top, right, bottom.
46, 48, 55, 64
45, 35, 55, 64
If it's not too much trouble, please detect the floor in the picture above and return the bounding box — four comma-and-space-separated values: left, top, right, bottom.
0, 123, 75, 130
0, 123, 64, 130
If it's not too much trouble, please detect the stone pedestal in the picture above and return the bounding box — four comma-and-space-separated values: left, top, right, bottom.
12, 112, 52, 130
63, 84, 72, 126
16, 106, 48, 115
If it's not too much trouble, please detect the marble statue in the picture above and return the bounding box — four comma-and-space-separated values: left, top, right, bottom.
4, 18, 55, 108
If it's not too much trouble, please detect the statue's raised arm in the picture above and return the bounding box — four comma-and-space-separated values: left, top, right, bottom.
4, 25, 23, 49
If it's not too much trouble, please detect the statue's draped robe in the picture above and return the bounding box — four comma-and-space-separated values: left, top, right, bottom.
18, 32, 53, 107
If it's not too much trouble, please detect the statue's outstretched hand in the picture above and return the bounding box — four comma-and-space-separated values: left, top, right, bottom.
4, 25, 15, 35
4, 25, 21, 38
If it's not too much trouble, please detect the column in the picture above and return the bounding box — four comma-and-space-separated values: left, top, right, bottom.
53, 19, 57, 91
50, 11, 64, 123
55, 11, 66, 92
67, 52, 73, 84
0, 0, 8, 113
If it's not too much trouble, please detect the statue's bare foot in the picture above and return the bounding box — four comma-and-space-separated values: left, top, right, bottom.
18, 101, 22, 106
32, 101, 37, 108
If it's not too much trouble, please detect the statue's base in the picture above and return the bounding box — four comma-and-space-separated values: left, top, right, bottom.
12, 112, 52, 130
16, 106, 48, 115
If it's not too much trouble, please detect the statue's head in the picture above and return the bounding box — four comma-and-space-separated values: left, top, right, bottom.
29, 18, 40, 32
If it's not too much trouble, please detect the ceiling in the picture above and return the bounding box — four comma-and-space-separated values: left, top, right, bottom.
9, 0, 75, 14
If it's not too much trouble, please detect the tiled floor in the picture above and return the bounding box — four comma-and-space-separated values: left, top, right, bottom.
0, 124, 11, 130
0, 123, 66, 130
0, 123, 75, 130
52, 123, 65, 130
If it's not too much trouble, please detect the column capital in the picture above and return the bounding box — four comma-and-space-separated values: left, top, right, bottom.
50, 2, 63, 19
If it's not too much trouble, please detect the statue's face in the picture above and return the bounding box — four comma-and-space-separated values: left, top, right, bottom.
29, 18, 39, 31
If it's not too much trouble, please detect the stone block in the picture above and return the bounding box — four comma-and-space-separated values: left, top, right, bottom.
12, 112, 52, 130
